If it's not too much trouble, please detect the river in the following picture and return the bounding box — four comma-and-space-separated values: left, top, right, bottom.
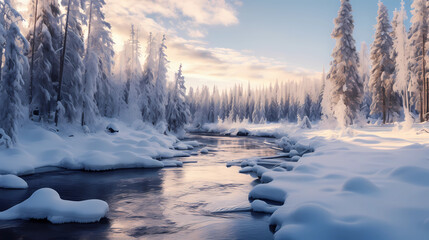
0, 134, 281, 240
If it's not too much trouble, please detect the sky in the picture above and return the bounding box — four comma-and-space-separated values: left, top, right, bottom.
20, 0, 414, 89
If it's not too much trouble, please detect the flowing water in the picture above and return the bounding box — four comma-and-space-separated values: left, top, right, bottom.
0, 134, 281, 240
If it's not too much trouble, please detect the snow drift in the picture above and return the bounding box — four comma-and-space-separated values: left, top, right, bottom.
0, 188, 108, 224
0, 120, 190, 175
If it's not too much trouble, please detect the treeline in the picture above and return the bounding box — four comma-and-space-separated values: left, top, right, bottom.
188, 79, 323, 126
0, 0, 189, 147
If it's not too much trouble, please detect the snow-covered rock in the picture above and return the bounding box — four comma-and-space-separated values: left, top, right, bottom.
0, 188, 108, 224
289, 149, 299, 157
276, 137, 293, 152
0, 175, 28, 189
200, 147, 209, 154
251, 200, 279, 214
105, 123, 119, 134
290, 155, 301, 162
161, 160, 183, 167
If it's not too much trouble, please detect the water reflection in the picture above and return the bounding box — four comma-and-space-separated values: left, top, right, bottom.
0, 134, 278, 240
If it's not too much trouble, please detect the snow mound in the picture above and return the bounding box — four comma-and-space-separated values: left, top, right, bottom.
239, 166, 254, 173
0, 188, 108, 224
289, 150, 299, 157
291, 155, 301, 162
161, 160, 183, 167
277, 137, 293, 152
200, 147, 209, 154
342, 177, 379, 194
174, 140, 203, 150
251, 200, 279, 214
249, 184, 287, 203
390, 166, 429, 186
276, 136, 314, 155
0, 121, 188, 175
0, 175, 28, 189
271, 204, 393, 240
60, 151, 165, 171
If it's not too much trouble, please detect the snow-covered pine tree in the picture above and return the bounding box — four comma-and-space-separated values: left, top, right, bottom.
408, 0, 428, 121
324, 0, 363, 126
310, 70, 324, 121
88, 0, 115, 118
152, 35, 168, 125
166, 65, 190, 132
393, 1, 412, 118
0, 1, 9, 83
301, 93, 312, 119
359, 42, 372, 119
140, 33, 157, 123
56, 0, 86, 124
0, 0, 29, 146
82, 0, 115, 126
27, 0, 62, 121
369, 2, 399, 124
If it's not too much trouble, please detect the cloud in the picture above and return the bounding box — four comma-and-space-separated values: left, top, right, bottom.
20, 0, 321, 89
105, 0, 239, 27
166, 37, 321, 88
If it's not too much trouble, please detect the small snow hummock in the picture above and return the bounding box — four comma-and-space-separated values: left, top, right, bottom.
0, 188, 109, 224
200, 147, 209, 154
251, 200, 279, 214
0, 175, 28, 189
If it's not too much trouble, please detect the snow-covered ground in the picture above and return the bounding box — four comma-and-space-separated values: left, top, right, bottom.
0, 119, 196, 175
211, 121, 429, 240
0, 188, 108, 223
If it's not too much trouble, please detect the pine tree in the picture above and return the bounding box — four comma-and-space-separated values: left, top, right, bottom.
152, 35, 168, 125
301, 93, 312, 119
359, 42, 372, 119
324, 0, 363, 126
369, 2, 399, 123
82, 0, 115, 126
166, 65, 190, 132
27, 0, 62, 121
393, 1, 412, 117
408, 0, 428, 121
0, 0, 29, 146
55, 0, 86, 124
140, 33, 156, 123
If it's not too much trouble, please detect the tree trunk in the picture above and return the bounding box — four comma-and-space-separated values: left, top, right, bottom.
54, 0, 71, 127
0, 46, 3, 83
382, 88, 386, 124
422, 32, 427, 122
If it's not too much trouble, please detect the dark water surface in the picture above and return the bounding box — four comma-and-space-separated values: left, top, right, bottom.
0, 135, 279, 240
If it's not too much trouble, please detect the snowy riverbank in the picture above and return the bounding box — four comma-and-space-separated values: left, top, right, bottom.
207, 121, 429, 240
0, 119, 195, 176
